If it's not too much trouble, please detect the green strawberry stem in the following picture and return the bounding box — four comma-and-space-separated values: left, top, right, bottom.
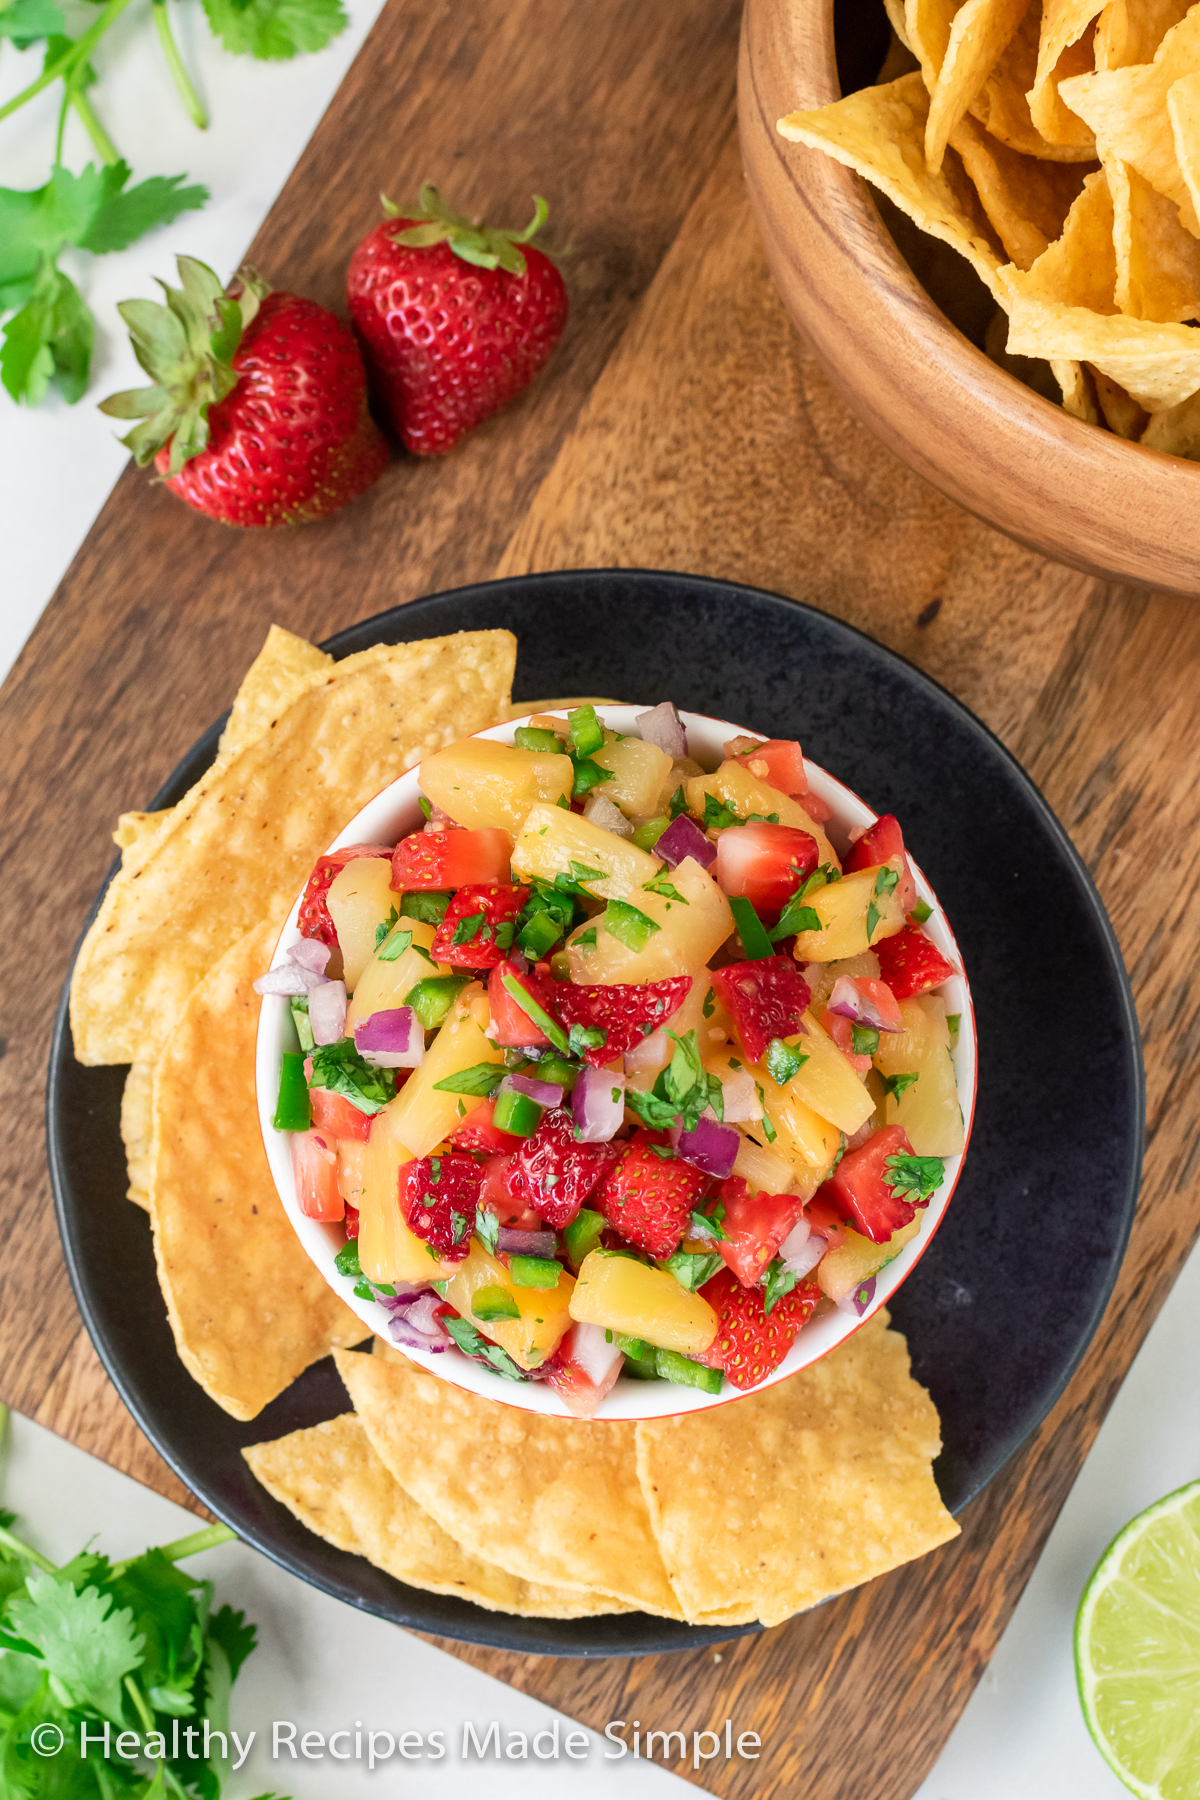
0, 0, 134, 125
152, 0, 208, 131
381, 182, 553, 277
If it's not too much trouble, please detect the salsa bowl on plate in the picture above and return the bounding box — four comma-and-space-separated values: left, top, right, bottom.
256, 702, 976, 1421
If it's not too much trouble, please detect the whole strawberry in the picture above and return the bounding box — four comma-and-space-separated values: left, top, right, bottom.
101, 256, 387, 527
346, 184, 568, 455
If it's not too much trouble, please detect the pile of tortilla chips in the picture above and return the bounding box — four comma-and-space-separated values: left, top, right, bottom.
72, 621, 959, 1628
779, 0, 1200, 454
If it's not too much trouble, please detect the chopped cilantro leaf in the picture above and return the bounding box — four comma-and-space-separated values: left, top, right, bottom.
443, 1314, 528, 1380
702, 791, 740, 831
401, 890, 451, 923
883, 1152, 945, 1205
753, 1084, 778, 1142
688, 1201, 729, 1242
377, 926, 413, 962
643, 871, 688, 903
768, 894, 823, 941
762, 1257, 800, 1316
308, 1040, 396, 1114
432, 1062, 506, 1097
374, 905, 401, 947
450, 910, 487, 946
702, 986, 715, 1019
882, 1071, 920, 1102
575, 926, 597, 950
663, 1249, 724, 1291
669, 784, 689, 819
474, 1208, 500, 1256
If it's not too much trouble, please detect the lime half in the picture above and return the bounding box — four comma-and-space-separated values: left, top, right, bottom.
1075, 1478, 1200, 1798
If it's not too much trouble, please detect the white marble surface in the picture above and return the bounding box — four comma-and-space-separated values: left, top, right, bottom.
4, 11, 1197, 1793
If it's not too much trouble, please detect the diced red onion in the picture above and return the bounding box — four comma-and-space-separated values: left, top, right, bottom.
309, 979, 348, 1045
383, 1289, 451, 1352
780, 1219, 827, 1281
826, 976, 902, 1032
635, 701, 687, 760
571, 1065, 625, 1142
254, 964, 325, 997
289, 939, 332, 975
835, 1273, 877, 1318
498, 1227, 558, 1257
502, 1073, 563, 1109
717, 1068, 759, 1123
354, 1006, 424, 1068
677, 1110, 739, 1179
583, 792, 634, 838
654, 813, 716, 870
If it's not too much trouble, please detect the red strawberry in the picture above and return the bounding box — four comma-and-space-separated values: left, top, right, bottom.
717, 1177, 806, 1289
391, 828, 512, 893
486, 958, 561, 1048
449, 1097, 523, 1159
597, 1131, 707, 1260
699, 1266, 821, 1391
344, 1202, 360, 1240
844, 813, 917, 911
554, 977, 692, 1067
709, 957, 812, 1064
398, 1151, 479, 1261
509, 1109, 618, 1230
346, 185, 569, 456
432, 883, 529, 968
298, 844, 393, 946
101, 257, 387, 528
874, 927, 957, 1001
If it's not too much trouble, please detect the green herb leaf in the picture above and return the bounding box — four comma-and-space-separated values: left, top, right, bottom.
307, 1039, 396, 1114
201, 0, 348, 59
570, 755, 613, 798
377, 926, 413, 961
401, 890, 452, 923
727, 894, 774, 960
883, 1152, 945, 1206
643, 871, 688, 904
450, 910, 486, 946
567, 1021, 606, 1057
574, 926, 597, 950
753, 1086, 778, 1143
662, 1249, 724, 1292
764, 1037, 808, 1086
702, 791, 740, 831
851, 1024, 880, 1056
442, 1314, 528, 1380
866, 865, 901, 944
669, 784, 689, 820
374, 907, 401, 948
702, 987, 715, 1019
0, 0, 64, 47
334, 1240, 362, 1278
768, 894, 823, 941
432, 1061, 506, 1097
8, 1572, 142, 1720
882, 1071, 920, 1102
688, 1201, 729, 1243
474, 1206, 500, 1257
603, 897, 660, 952
762, 1257, 800, 1316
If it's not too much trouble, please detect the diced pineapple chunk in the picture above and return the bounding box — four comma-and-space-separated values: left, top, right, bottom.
443, 1242, 575, 1370
685, 761, 840, 869
565, 856, 733, 984
731, 1132, 797, 1196
358, 1109, 459, 1286
817, 1216, 921, 1306
806, 950, 880, 1013
790, 857, 907, 962
752, 1059, 842, 1194
346, 917, 450, 1033
375, 990, 502, 1159
419, 737, 574, 833
512, 801, 662, 899
591, 737, 673, 815
327, 859, 404, 992
874, 995, 965, 1157
785, 1009, 874, 1135
569, 1250, 718, 1355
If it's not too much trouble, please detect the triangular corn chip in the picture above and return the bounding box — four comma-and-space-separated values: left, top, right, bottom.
1167, 70, 1200, 234
969, 5, 1098, 157
1000, 168, 1118, 307
1028, 24, 1101, 149
951, 112, 1090, 265
1095, 0, 1193, 70
1108, 155, 1200, 319
1006, 292, 1200, 405
925, 0, 1031, 170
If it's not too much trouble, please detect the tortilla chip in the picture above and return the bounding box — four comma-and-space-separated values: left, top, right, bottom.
778, 73, 1004, 295
334, 1345, 685, 1618
1168, 70, 1200, 240
1096, 0, 1193, 71
634, 1314, 959, 1627
1108, 155, 1200, 320
120, 1062, 154, 1210
925, 0, 1030, 171
1035, 0, 1105, 102
1000, 168, 1118, 307
884, 0, 913, 51
244, 1414, 629, 1617
969, 3, 1098, 157
1141, 383, 1200, 454
1006, 292, 1200, 406
950, 113, 1090, 265
1028, 22, 1099, 149
70, 630, 516, 1066
905, 0, 958, 84
149, 922, 363, 1420
1055, 356, 1103, 420
217, 625, 334, 762
506, 697, 617, 716
1059, 11, 1200, 235
1089, 363, 1151, 434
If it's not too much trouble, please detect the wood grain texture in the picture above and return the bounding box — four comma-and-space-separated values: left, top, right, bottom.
2, 0, 1198, 1793
740, 0, 1200, 595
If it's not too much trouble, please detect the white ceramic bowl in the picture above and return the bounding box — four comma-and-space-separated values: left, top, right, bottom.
256, 706, 977, 1420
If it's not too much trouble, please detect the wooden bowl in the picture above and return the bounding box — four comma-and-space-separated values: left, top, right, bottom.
738, 0, 1200, 594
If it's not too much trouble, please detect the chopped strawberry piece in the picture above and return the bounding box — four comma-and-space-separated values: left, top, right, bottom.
717, 1177, 806, 1288
398, 1151, 479, 1260
844, 815, 917, 912
554, 976, 692, 1067
804, 1193, 848, 1252
292, 1129, 343, 1222
544, 1323, 624, 1419
298, 844, 393, 946
818, 1123, 925, 1244
730, 738, 808, 797
715, 822, 818, 921
874, 927, 957, 1000
699, 1266, 820, 1390
477, 1152, 541, 1229
391, 827, 512, 892
509, 1108, 619, 1229
824, 1011, 873, 1078
432, 883, 529, 969
310, 1087, 373, 1142
344, 1202, 360, 1240
486, 958, 561, 1047
597, 1130, 707, 1260
710, 957, 812, 1064
449, 1097, 523, 1159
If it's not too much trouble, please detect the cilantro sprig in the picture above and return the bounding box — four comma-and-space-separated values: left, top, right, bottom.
624, 1029, 724, 1136
883, 1153, 945, 1205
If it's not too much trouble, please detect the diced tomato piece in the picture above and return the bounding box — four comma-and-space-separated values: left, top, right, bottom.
715, 822, 819, 920
391, 827, 513, 892
874, 927, 957, 1000
292, 1129, 343, 1221
824, 1011, 873, 1079
709, 957, 812, 1064
731, 738, 808, 798
818, 1123, 925, 1244
431, 883, 529, 969
845, 815, 917, 912
310, 1087, 373, 1142
486, 958, 560, 1048
717, 1177, 806, 1288
477, 1152, 542, 1229
449, 1097, 523, 1159
298, 843, 393, 946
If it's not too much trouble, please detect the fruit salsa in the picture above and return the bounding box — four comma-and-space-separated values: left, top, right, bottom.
259, 704, 966, 1419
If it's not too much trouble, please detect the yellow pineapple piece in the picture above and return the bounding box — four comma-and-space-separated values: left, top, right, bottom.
374, 990, 502, 1160
684, 761, 840, 869
346, 917, 450, 1033
875, 995, 965, 1157
419, 737, 573, 833
731, 1132, 797, 1195
357, 1110, 458, 1286
806, 950, 880, 1013
564, 857, 733, 984
569, 1250, 718, 1355
752, 1058, 841, 1193
590, 736, 673, 815
817, 1217, 921, 1306
327, 859, 404, 992
790, 857, 907, 963
512, 801, 662, 899
443, 1242, 575, 1371
786, 1009, 874, 1135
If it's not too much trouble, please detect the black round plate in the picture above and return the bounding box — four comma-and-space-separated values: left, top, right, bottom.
47, 570, 1143, 1658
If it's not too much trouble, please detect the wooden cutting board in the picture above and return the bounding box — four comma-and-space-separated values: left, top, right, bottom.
3, 2, 1198, 1795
